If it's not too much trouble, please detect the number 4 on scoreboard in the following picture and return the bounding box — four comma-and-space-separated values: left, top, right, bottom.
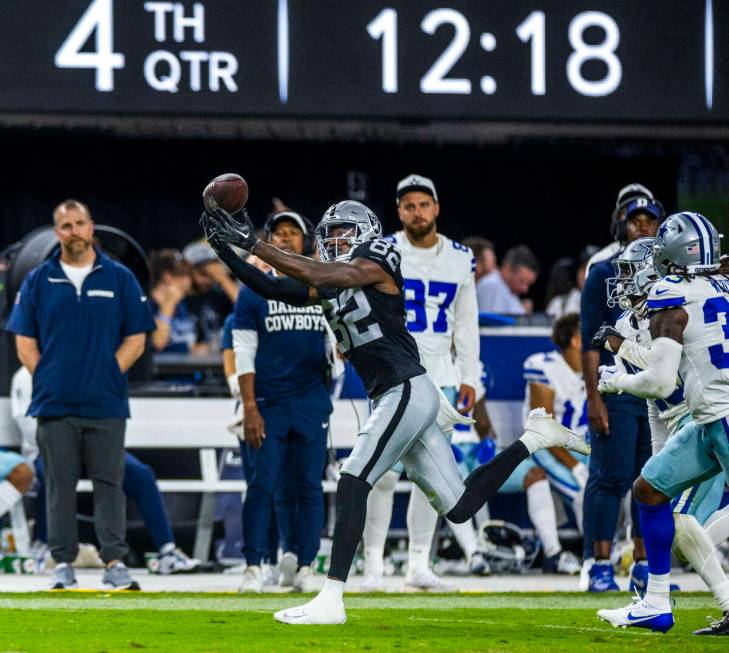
55, 0, 125, 92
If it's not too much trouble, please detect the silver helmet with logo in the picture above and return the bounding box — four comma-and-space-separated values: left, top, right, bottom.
315, 201, 382, 262
652, 212, 722, 276
606, 237, 659, 313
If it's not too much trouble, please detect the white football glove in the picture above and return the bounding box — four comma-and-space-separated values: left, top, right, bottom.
227, 373, 241, 399
572, 461, 589, 489
598, 365, 624, 395
226, 404, 244, 440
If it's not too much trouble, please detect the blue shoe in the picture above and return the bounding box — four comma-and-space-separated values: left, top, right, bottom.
589, 562, 619, 592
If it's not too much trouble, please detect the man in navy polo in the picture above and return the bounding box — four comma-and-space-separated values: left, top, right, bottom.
232, 211, 332, 593
6, 199, 155, 590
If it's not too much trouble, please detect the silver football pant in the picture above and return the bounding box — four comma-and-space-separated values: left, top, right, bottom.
340, 373, 466, 515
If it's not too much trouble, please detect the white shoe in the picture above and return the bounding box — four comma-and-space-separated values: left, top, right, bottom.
579, 557, 595, 592
262, 563, 280, 587
239, 565, 263, 593
156, 546, 201, 575
597, 595, 674, 633
404, 568, 457, 593
293, 565, 319, 593
279, 552, 298, 588
360, 572, 386, 592
542, 550, 581, 575
524, 408, 591, 455
274, 593, 347, 625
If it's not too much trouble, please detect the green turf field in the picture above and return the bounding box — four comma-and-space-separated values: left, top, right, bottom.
1, 592, 726, 652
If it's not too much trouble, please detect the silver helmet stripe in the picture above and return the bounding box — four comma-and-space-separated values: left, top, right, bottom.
682, 211, 712, 266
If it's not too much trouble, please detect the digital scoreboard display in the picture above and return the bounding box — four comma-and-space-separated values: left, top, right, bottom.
0, 0, 726, 123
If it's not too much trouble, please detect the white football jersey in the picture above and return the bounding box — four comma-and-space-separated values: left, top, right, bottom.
615, 310, 688, 434
646, 273, 729, 424
389, 231, 480, 389
522, 351, 587, 437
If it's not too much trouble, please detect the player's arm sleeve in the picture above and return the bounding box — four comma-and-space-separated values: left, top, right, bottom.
231, 288, 260, 375
617, 337, 650, 370
523, 354, 553, 387
233, 329, 258, 376
647, 400, 669, 454
614, 337, 682, 399
453, 269, 480, 389
216, 246, 310, 306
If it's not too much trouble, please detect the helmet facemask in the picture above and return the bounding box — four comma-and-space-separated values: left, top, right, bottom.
606, 239, 658, 316
316, 221, 360, 262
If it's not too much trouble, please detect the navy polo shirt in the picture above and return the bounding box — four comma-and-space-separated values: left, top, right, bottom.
232, 285, 328, 402
6, 249, 156, 419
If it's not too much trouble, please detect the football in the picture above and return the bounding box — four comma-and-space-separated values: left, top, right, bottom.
202, 173, 249, 214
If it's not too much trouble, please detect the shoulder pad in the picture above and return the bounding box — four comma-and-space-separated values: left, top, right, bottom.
647, 278, 687, 315
523, 353, 553, 386
351, 239, 401, 276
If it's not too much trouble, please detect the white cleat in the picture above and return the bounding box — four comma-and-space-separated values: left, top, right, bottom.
279, 552, 297, 588
360, 572, 386, 592
404, 569, 457, 593
524, 408, 591, 455
274, 594, 347, 625
597, 595, 674, 633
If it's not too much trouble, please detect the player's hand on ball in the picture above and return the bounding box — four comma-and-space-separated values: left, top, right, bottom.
597, 365, 624, 395
591, 324, 623, 352
206, 206, 259, 252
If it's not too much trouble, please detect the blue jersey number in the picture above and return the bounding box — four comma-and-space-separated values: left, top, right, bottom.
403, 279, 457, 333
703, 296, 729, 369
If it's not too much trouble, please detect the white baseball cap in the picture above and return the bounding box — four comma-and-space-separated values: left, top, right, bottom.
396, 174, 438, 205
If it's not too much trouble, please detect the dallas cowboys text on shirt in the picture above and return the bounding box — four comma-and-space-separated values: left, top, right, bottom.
264, 300, 325, 332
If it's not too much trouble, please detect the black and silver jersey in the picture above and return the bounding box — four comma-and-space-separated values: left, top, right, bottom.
320, 239, 425, 398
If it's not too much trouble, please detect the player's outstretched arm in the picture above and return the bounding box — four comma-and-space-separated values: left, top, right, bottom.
250, 241, 388, 290
201, 213, 315, 305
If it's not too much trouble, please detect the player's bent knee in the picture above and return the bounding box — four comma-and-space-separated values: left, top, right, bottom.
523, 467, 546, 489
633, 475, 667, 505
8, 463, 33, 494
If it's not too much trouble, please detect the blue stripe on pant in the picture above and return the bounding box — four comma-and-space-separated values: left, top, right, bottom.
242, 385, 330, 567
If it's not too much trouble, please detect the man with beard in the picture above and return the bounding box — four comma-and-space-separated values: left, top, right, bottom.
361, 174, 487, 591
7, 199, 155, 590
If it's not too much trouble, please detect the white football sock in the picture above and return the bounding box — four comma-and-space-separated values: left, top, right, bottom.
645, 573, 671, 610
362, 470, 398, 576
674, 513, 729, 611
407, 483, 438, 575
10, 501, 30, 556
526, 479, 561, 558
0, 480, 22, 518
705, 504, 729, 547
318, 577, 345, 602
447, 518, 478, 561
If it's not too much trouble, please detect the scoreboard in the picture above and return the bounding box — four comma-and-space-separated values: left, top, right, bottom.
0, 0, 726, 124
